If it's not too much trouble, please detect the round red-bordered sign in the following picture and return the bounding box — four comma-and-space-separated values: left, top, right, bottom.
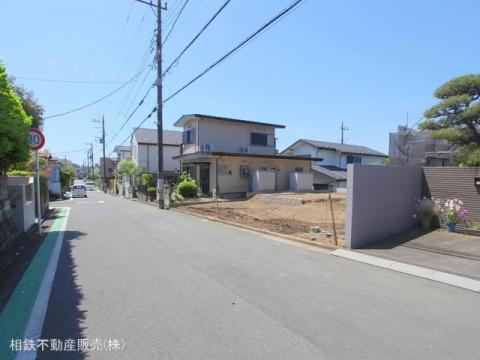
28, 128, 45, 151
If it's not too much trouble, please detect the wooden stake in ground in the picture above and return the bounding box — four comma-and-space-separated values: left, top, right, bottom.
213, 189, 220, 218
328, 194, 338, 246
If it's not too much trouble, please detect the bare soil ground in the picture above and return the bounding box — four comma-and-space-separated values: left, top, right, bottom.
181, 192, 346, 247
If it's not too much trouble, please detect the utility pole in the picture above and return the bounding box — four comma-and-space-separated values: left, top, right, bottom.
93, 117, 107, 192
89, 143, 95, 180
135, 0, 167, 209
341, 122, 349, 144
102, 115, 106, 192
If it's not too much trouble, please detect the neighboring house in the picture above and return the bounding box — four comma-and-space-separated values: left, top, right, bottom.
173, 114, 320, 198
281, 139, 387, 191
100, 157, 116, 179
130, 128, 182, 175
113, 145, 132, 162
389, 125, 457, 166
47, 158, 62, 197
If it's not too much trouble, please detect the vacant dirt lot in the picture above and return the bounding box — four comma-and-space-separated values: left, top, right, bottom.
180, 192, 346, 247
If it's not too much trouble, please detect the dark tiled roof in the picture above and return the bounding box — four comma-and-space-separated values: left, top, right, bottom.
288, 139, 387, 157
174, 114, 286, 129
113, 145, 131, 153
132, 128, 182, 145
312, 165, 347, 181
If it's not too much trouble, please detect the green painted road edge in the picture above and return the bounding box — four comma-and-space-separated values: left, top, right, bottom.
0, 208, 70, 360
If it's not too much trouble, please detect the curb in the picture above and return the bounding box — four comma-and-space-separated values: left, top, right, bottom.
332, 248, 480, 293
172, 207, 337, 251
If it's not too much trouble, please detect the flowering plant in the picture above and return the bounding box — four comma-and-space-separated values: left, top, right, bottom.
438, 199, 468, 225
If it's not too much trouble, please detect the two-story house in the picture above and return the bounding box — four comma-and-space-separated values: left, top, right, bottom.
130, 128, 183, 175
173, 114, 320, 198
113, 145, 132, 162
281, 139, 387, 191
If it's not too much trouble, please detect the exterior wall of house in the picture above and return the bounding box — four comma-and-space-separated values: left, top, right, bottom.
339, 154, 384, 168
131, 139, 139, 167
132, 141, 181, 173
288, 142, 384, 168
182, 118, 277, 155
216, 157, 311, 195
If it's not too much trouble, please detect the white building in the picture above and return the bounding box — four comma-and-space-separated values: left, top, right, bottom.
130, 128, 183, 174
281, 139, 386, 191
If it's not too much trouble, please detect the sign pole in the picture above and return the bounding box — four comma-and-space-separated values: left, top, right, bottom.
35, 150, 42, 235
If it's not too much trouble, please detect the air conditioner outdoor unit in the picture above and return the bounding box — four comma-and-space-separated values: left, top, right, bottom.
203, 143, 214, 152
240, 146, 249, 154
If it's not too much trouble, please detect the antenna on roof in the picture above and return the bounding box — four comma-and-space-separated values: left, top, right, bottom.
341, 122, 349, 144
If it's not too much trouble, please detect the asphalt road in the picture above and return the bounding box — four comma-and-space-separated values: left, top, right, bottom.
40, 191, 480, 359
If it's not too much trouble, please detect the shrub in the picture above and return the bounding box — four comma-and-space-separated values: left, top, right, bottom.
147, 186, 156, 196
177, 179, 197, 198
141, 173, 154, 186
170, 192, 184, 203
7, 169, 33, 176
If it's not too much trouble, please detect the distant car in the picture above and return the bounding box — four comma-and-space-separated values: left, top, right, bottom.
85, 181, 95, 191
72, 184, 87, 198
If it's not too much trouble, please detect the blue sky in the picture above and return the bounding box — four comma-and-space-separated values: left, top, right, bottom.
1, 0, 478, 165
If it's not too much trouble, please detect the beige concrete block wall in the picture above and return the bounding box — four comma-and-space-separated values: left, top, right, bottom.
217, 157, 311, 194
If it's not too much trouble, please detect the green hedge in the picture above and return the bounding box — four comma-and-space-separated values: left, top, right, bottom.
177, 180, 197, 198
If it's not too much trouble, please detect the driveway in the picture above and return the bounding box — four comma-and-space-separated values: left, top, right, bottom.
358, 228, 480, 280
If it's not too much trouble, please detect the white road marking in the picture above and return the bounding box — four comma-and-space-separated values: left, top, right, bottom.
16, 207, 71, 360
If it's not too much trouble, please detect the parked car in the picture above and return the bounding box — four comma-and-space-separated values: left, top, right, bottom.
85, 181, 96, 191
72, 184, 87, 198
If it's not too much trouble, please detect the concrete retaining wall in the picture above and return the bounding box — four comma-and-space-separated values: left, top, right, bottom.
346, 164, 422, 248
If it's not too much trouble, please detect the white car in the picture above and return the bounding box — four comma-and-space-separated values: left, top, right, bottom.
72, 184, 87, 198
85, 181, 96, 191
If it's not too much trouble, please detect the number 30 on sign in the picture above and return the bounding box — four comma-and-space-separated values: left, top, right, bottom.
28, 128, 45, 151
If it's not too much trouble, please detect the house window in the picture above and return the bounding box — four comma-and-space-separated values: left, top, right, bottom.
183, 128, 196, 144
250, 132, 268, 146
347, 155, 362, 164
240, 166, 250, 178
218, 165, 229, 175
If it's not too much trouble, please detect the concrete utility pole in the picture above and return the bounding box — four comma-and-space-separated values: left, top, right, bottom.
102, 115, 106, 192
134, 0, 167, 209
90, 143, 95, 180
341, 122, 349, 144
94, 117, 107, 191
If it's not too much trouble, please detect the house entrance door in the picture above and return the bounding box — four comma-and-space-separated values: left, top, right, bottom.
199, 164, 210, 195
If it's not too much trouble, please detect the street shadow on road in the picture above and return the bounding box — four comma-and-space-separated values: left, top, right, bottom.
38, 230, 88, 360
359, 228, 434, 250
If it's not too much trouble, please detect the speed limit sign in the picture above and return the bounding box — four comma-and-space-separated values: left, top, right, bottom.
28, 128, 45, 151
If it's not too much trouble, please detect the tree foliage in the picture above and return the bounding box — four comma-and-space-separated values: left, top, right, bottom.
0, 62, 32, 174
421, 74, 480, 166
60, 165, 76, 189
117, 160, 138, 176
7, 76, 44, 129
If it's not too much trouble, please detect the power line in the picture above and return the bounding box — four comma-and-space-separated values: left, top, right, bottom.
43, 67, 148, 119
14, 77, 129, 84
164, 0, 305, 103
162, 0, 190, 46
105, 0, 135, 82
107, 84, 155, 146
162, 0, 231, 78
118, 107, 158, 146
